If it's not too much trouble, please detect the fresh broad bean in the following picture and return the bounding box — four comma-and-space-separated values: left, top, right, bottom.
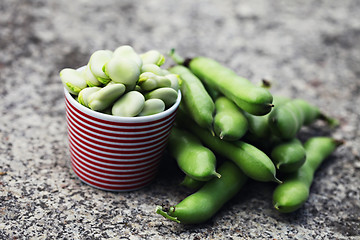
138, 72, 172, 91
180, 175, 205, 190
169, 65, 215, 131
104, 55, 141, 86
60, 68, 88, 95
141, 64, 165, 75
244, 95, 290, 143
213, 96, 248, 141
156, 161, 247, 224
88, 50, 113, 84
168, 127, 220, 181
78, 87, 102, 108
165, 74, 181, 91
112, 91, 145, 117
144, 87, 178, 108
137, 99, 165, 116
88, 83, 126, 111
82, 64, 102, 87
268, 99, 337, 140
113, 45, 142, 68
187, 57, 273, 116
176, 110, 281, 183
140, 50, 165, 66
270, 138, 306, 173
273, 137, 342, 213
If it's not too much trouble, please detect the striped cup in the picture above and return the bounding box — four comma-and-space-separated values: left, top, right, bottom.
64, 85, 181, 191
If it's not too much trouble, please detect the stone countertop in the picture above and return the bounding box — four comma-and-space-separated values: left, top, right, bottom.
1, 0, 359, 239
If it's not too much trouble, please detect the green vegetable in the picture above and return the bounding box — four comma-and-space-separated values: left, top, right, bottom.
213, 96, 248, 141
137, 99, 165, 116
140, 50, 165, 66
156, 161, 247, 224
268, 99, 338, 140
180, 175, 205, 190
270, 138, 306, 173
144, 87, 178, 108
273, 137, 343, 213
88, 83, 126, 111
187, 57, 273, 116
112, 91, 145, 117
78, 87, 102, 108
60, 68, 88, 95
88, 50, 113, 84
168, 127, 220, 181
176, 111, 281, 183
169, 65, 215, 131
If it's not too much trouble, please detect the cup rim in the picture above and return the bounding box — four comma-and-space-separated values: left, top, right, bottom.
64, 86, 181, 123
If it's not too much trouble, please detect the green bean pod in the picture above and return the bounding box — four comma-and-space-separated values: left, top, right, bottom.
112, 91, 145, 117
176, 111, 281, 183
268, 99, 325, 140
169, 65, 215, 131
187, 57, 273, 116
180, 175, 205, 190
168, 127, 220, 181
156, 161, 247, 224
213, 96, 248, 141
273, 137, 342, 213
270, 138, 306, 173
245, 95, 290, 140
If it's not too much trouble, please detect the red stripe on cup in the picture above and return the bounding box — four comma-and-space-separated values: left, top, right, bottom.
67, 122, 169, 149
68, 138, 164, 165
71, 164, 156, 191
71, 158, 159, 181
70, 148, 161, 174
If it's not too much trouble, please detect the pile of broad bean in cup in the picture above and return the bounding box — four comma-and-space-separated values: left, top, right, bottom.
60, 45, 342, 225
60, 45, 180, 117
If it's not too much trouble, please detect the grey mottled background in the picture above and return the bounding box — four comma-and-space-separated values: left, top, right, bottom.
0, 0, 359, 239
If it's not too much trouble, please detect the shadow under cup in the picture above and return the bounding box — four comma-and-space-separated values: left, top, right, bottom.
64, 87, 181, 192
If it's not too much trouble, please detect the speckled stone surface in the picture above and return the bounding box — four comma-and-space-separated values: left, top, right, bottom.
1, 0, 359, 239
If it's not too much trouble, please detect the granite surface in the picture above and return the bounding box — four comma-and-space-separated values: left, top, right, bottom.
1, 0, 360, 239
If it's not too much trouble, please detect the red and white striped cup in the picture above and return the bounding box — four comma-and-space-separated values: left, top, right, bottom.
64, 85, 181, 191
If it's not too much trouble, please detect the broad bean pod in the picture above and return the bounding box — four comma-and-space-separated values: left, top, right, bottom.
156, 161, 247, 224
168, 127, 220, 181
272, 137, 343, 213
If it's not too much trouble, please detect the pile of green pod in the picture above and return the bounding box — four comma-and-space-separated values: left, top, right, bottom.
156, 49, 342, 224
60, 45, 181, 117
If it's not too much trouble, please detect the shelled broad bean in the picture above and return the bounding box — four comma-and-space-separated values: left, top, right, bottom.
60, 45, 180, 117
156, 50, 341, 224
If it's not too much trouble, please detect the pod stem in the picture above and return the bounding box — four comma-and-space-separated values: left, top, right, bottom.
155, 206, 180, 223
214, 172, 222, 179
334, 139, 345, 147
319, 112, 340, 128
168, 48, 185, 65
274, 176, 283, 184
260, 78, 272, 89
